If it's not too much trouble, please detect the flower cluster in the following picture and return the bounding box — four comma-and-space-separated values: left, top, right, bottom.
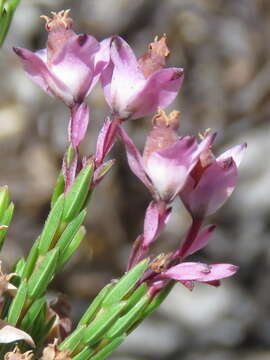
13, 7, 246, 299
5, 9, 247, 360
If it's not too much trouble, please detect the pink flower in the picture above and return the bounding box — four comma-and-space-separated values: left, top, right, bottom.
119, 109, 210, 203
162, 262, 238, 283
101, 36, 184, 120
13, 10, 103, 107
180, 134, 247, 218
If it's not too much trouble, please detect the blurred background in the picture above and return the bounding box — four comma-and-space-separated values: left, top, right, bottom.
1, 0, 270, 359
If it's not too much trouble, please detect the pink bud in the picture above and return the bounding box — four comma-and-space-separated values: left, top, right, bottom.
180, 139, 247, 218
68, 103, 89, 148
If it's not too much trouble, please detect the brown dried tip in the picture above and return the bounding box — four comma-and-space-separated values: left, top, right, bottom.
150, 34, 170, 58
40, 9, 73, 32
4, 346, 33, 360
151, 253, 172, 273
198, 128, 212, 141
152, 108, 180, 130
41, 339, 72, 360
0, 261, 16, 297
138, 35, 170, 78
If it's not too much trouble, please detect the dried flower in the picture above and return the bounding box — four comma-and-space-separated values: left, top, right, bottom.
4, 346, 33, 360
0, 261, 16, 297
0, 320, 35, 347
41, 339, 71, 360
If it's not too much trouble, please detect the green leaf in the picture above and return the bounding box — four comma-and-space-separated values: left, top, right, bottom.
63, 163, 93, 221
13, 257, 25, 277
38, 194, 65, 254
66, 144, 75, 168
57, 226, 86, 270
0, 202, 14, 250
83, 302, 126, 346
102, 259, 149, 307
0, 185, 9, 219
72, 346, 93, 360
22, 238, 40, 280
21, 297, 45, 330
78, 283, 114, 327
7, 280, 27, 325
123, 283, 148, 313
106, 294, 149, 339
28, 248, 59, 299
51, 172, 65, 208
36, 314, 56, 348
59, 326, 86, 353
0, 0, 20, 47
57, 209, 87, 255
142, 281, 174, 318
90, 335, 126, 360
93, 160, 115, 185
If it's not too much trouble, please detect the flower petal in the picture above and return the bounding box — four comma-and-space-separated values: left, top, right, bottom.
0, 320, 35, 347
51, 34, 100, 102
119, 127, 152, 190
13, 47, 73, 105
179, 224, 216, 258
163, 262, 212, 281
91, 37, 111, 94
163, 262, 238, 282
146, 136, 198, 201
217, 143, 247, 167
196, 263, 239, 282
143, 201, 171, 248
69, 103, 90, 148
109, 36, 145, 118
181, 158, 238, 217
128, 67, 184, 119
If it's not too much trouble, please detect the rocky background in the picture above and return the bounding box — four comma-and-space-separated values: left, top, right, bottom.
1, 0, 270, 359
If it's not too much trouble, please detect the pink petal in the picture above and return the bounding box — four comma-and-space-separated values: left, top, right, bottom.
163, 262, 212, 281
90, 37, 111, 94
143, 201, 159, 248
13, 47, 73, 105
128, 67, 184, 119
146, 136, 199, 201
196, 263, 239, 282
69, 103, 90, 148
142, 202, 172, 248
118, 127, 152, 190
51, 34, 100, 102
109, 36, 146, 118
95, 116, 119, 164
180, 224, 216, 258
0, 320, 35, 347
217, 143, 247, 168
95, 117, 113, 164
181, 159, 237, 217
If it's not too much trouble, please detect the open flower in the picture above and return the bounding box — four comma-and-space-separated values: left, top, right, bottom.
13, 10, 102, 107
180, 133, 247, 218
101, 36, 184, 120
119, 109, 210, 203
